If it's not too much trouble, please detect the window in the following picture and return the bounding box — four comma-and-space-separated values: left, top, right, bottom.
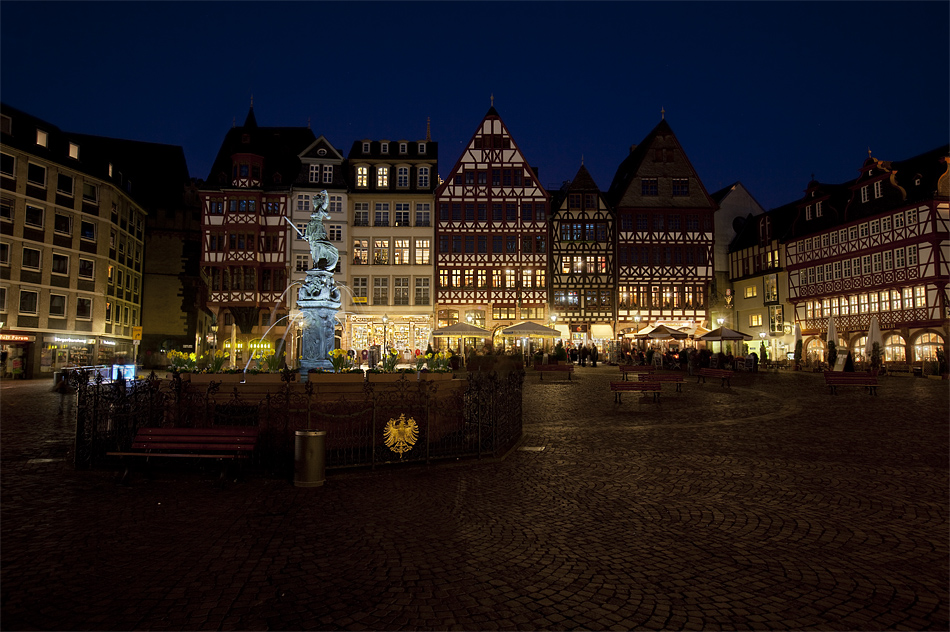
744, 285, 757, 298
895, 247, 905, 268
0, 241, 8, 265
352, 239, 368, 265
394, 277, 410, 305
860, 185, 869, 203
356, 166, 368, 187
893, 212, 904, 229
394, 239, 410, 264
54, 213, 71, 235
351, 277, 368, 303
327, 224, 341, 241
27, 163, 46, 186
68, 143, 80, 160
380, 142, 389, 154
295, 254, 310, 272
82, 182, 97, 202
373, 239, 389, 264
870, 219, 880, 235
418, 143, 426, 154
22, 247, 40, 269
329, 195, 343, 213
0, 286, 5, 311
414, 239, 430, 265
872, 252, 882, 273
354, 203, 369, 226
323, 164, 333, 183
36, 130, 48, 147
873, 181, 883, 199
57, 173, 74, 195
815, 201, 823, 217
19, 289, 38, 314
376, 167, 389, 188
672, 178, 689, 196
362, 142, 371, 154
76, 297, 92, 320
397, 167, 409, 187
49, 293, 66, 317
78, 258, 94, 279
805, 206, 812, 221
881, 216, 891, 232
309, 165, 320, 183
418, 166, 430, 188
374, 204, 390, 226
415, 204, 430, 227
641, 178, 658, 196
0, 152, 14, 176
907, 245, 917, 266
394, 204, 410, 226
373, 277, 388, 305
413, 278, 430, 305
883, 250, 893, 270
51, 253, 68, 275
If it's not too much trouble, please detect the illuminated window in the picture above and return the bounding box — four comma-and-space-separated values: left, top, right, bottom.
377, 167, 389, 188
373, 239, 389, 264
744, 285, 757, 298
356, 166, 368, 187
36, 129, 48, 147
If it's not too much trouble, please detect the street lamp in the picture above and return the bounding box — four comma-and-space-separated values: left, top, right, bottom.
382, 314, 388, 358
717, 317, 725, 327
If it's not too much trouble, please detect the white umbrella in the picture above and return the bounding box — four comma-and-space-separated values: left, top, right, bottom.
678, 324, 710, 339
641, 324, 688, 340
826, 314, 837, 344
864, 315, 883, 356
500, 322, 561, 338
431, 322, 490, 337
699, 326, 754, 342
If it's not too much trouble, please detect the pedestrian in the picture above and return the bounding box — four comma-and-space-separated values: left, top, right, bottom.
590, 344, 598, 368
579, 345, 588, 367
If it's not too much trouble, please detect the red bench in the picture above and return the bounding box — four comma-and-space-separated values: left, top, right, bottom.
824, 372, 878, 395
638, 372, 685, 392
697, 367, 734, 387
619, 365, 655, 380
610, 381, 662, 403
537, 364, 574, 381
107, 426, 260, 482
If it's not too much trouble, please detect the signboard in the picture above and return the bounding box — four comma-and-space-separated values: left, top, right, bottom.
0, 334, 35, 342
132, 326, 143, 341
833, 355, 848, 371
352, 297, 368, 304
709, 356, 719, 369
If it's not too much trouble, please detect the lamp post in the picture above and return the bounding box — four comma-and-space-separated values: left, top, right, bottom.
382, 314, 388, 360
549, 313, 557, 353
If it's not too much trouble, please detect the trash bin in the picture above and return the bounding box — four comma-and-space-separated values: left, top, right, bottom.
294, 430, 326, 487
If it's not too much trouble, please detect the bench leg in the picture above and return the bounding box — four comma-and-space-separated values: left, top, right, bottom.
675, 383, 682, 392
568, 372, 572, 381
828, 385, 837, 395
614, 391, 622, 403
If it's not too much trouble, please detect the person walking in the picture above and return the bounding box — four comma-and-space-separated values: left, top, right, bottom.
590, 344, 598, 368
579, 344, 588, 367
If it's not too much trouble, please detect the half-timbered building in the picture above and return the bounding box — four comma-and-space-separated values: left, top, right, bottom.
345, 133, 437, 358
549, 164, 616, 350
434, 106, 550, 347
784, 145, 949, 368
607, 118, 717, 351
199, 104, 315, 363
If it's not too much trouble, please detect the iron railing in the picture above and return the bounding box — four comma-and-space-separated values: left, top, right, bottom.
69, 369, 524, 474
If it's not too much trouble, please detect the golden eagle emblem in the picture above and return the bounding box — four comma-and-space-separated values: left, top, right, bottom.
383, 414, 419, 457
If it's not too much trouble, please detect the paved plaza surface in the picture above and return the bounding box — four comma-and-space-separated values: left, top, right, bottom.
1, 367, 948, 631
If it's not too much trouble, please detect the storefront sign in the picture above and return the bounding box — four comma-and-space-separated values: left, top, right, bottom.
1, 334, 35, 342
49, 336, 96, 345
100, 339, 117, 346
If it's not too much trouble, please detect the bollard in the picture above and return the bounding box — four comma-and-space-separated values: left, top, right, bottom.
294, 430, 326, 487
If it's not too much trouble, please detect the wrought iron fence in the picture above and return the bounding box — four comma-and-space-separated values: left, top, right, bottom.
69, 369, 524, 474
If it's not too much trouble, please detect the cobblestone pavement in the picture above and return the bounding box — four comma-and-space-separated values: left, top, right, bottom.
2, 368, 947, 631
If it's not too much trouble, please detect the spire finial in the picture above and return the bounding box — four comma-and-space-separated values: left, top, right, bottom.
250, 94, 254, 108
581, 154, 585, 166
232, 116, 236, 128
868, 146, 872, 158
426, 117, 431, 142
661, 106, 665, 120
490, 93, 494, 107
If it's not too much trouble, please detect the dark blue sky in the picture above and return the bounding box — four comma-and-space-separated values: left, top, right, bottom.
2, 1, 947, 210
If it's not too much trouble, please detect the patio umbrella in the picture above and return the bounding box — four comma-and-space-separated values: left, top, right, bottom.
864, 315, 884, 356
644, 324, 688, 340
500, 321, 561, 338
633, 324, 659, 339
431, 322, 490, 337
677, 324, 710, 339
698, 326, 754, 342
826, 314, 837, 344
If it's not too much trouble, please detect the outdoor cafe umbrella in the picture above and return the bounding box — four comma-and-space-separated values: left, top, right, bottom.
698, 326, 754, 342
637, 324, 688, 340
500, 321, 561, 338
826, 314, 838, 344
431, 321, 491, 357
864, 315, 884, 356
677, 324, 710, 339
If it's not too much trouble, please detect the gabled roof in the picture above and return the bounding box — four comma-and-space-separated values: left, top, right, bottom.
606, 118, 716, 210
204, 105, 315, 188
567, 164, 600, 191
728, 202, 798, 252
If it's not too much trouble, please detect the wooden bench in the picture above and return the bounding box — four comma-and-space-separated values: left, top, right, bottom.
619, 364, 655, 380
107, 426, 260, 482
697, 367, 734, 387
638, 372, 685, 392
537, 363, 574, 381
610, 381, 662, 403
824, 372, 878, 395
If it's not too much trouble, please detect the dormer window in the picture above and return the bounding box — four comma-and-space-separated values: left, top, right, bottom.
418, 143, 426, 154
815, 201, 823, 217
317, 148, 327, 156
381, 142, 389, 154
860, 185, 869, 203
377, 166, 389, 188
68, 143, 80, 160
362, 142, 370, 153
805, 205, 812, 221
873, 181, 882, 198
399, 142, 407, 154
36, 129, 48, 147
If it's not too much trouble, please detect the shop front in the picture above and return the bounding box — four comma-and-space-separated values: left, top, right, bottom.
96, 337, 136, 367
41, 335, 96, 376
1, 332, 36, 379
348, 315, 432, 367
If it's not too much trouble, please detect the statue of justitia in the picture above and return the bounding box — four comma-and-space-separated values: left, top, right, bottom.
304, 190, 339, 271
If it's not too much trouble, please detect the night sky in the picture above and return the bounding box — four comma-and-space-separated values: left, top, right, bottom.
2, 1, 947, 211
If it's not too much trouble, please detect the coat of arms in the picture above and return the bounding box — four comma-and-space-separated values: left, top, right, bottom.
383, 414, 419, 458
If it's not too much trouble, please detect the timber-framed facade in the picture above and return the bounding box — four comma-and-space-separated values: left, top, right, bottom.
434, 106, 550, 341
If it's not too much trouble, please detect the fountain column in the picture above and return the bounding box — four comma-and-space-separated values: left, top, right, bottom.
297, 190, 342, 381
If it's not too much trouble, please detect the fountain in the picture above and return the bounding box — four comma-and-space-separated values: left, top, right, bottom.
295, 190, 342, 380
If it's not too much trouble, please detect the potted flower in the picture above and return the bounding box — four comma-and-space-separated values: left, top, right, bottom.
167, 350, 197, 379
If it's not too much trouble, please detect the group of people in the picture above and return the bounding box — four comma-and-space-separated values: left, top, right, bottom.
566, 343, 600, 367
618, 346, 764, 374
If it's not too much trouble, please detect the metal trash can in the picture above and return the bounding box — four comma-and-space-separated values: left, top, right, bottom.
294, 430, 326, 487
